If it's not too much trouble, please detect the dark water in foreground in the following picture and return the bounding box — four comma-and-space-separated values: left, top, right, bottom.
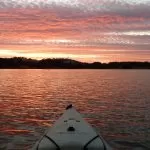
0, 70, 150, 150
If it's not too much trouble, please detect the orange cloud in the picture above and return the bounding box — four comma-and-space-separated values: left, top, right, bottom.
0, 3, 150, 62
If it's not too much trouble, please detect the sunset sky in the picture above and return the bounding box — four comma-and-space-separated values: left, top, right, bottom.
0, 0, 150, 62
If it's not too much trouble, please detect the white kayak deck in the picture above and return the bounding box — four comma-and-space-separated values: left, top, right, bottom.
33, 106, 112, 150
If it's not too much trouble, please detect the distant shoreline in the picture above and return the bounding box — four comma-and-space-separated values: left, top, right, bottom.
0, 57, 150, 69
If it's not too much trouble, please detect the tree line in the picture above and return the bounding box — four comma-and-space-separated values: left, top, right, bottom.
0, 57, 150, 69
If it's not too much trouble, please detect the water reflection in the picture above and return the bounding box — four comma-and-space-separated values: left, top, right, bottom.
0, 69, 150, 149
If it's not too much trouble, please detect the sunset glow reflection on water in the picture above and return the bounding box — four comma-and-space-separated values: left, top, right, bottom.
0, 69, 150, 150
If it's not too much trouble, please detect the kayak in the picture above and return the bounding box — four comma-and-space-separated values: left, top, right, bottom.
33, 105, 112, 150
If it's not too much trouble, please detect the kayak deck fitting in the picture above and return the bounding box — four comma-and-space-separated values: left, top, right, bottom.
33, 105, 112, 150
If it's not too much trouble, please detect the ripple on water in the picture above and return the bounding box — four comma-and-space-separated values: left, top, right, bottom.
0, 70, 150, 149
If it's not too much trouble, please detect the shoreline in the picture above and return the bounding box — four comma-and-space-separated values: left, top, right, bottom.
0, 57, 150, 69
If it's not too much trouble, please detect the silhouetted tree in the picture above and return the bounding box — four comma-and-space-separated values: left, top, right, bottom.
0, 57, 150, 69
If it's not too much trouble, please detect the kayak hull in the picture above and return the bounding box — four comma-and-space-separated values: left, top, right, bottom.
33, 105, 112, 150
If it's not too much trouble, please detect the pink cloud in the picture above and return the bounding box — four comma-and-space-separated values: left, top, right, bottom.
0, 0, 150, 62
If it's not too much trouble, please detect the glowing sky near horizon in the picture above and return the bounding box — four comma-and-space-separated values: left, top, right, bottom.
0, 0, 150, 62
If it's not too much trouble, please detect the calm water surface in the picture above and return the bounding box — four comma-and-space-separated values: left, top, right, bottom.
0, 70, 150, 150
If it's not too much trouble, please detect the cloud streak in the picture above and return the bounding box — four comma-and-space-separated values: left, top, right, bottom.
0, 0, 150, 62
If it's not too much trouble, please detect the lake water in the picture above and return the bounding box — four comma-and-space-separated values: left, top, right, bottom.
0, 69, 150, 150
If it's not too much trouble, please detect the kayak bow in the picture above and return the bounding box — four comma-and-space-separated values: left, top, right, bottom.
33, 105, 112, 150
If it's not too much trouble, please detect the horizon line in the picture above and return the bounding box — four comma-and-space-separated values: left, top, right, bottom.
0, 57, 150, 64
